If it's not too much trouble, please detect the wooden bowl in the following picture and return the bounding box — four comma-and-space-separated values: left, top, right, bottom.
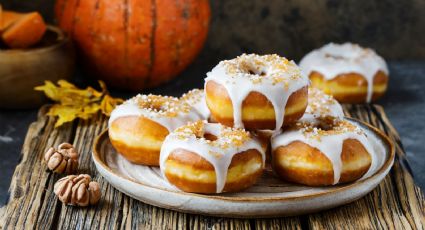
0, 25, 75, 109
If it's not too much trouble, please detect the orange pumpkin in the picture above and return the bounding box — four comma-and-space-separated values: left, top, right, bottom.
55, 0, 210, 91
1, 11, 23, 32
2, 12, 47, 49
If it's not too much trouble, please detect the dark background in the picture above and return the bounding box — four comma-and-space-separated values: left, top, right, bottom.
1, 0, 425, 60
0, 0, 424, 204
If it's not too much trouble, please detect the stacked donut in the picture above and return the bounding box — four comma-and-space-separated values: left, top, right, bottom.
109, 49, 387, 194
299, 43, 389, 103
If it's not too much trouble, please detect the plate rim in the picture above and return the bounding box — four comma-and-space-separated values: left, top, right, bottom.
92, 118, 395, 202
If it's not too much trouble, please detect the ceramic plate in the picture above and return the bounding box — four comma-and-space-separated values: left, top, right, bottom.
92, 118, 395, 218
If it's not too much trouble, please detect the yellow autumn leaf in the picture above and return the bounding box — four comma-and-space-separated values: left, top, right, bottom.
57, 80, 78, 89
47, 104, 81, 127
61, 89, 100, 106
36, 80, 104, 106
35, 80, 123, 127
100, 95, 123, 116
80, 103, 101, 119
98, 80, 108, 93
34, 81, 61, 101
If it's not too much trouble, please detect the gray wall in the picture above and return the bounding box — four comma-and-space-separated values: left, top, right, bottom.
1, 0, 424, 60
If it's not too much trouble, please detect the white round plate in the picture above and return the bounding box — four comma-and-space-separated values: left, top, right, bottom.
92, 118, 394, 218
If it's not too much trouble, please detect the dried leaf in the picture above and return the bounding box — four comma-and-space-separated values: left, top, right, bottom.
35, 80, 123, 127
80, 103, 101, 119
47, 104, 81, 127
57, 80, 78, 89
34, 81, 62, 101
98, 80, 108, 93
100, 95, 123, 116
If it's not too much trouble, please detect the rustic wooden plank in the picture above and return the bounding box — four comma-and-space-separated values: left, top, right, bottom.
131, 203, 187, 229
46, 113, 189, 230
374, 105, 425, 228
35, 123, 77, 230
1, 104, 424, 229
307, 104, 424, 229
255, 217, 303, 230
54, 113, 125, 230
188, 215, 251, 230
0, 106, 75, 229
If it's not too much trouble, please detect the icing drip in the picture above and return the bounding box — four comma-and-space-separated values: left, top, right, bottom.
109, 94, 201, 132
299, 43, 389, 102
180, 89, 211, 120
271, 119, 378, 184
205, 53, 309, 131
299, 87, 344, 123
160, 121, 265, 193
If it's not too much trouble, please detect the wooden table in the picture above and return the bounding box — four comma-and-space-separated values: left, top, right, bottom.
1, 104, 424, 229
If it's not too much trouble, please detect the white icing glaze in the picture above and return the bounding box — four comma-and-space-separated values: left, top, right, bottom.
160, 121, 265, 193
180, 89, 211, 120
299, 87, 344, 123
299, 43, 389, 102
109, 94, 201, 132
104, 118, 387, 195
205, 53, 309, 131
271, 119, 378, 184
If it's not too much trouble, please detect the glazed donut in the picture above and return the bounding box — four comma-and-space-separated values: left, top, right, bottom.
160, 120, 265, 193
180, 89, 210, 120
205, 54, 309, 131
252, 130, 273, 163
299, 87, 344, 123
299, 43, 389, 103
271, 118, 378, 186
109, 94, 200, 166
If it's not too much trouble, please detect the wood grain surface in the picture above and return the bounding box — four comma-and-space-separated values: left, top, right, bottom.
0, 104, 424, 229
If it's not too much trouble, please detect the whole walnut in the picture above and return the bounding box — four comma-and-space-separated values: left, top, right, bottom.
44, 143, 79, 174
54, 174, 101, 206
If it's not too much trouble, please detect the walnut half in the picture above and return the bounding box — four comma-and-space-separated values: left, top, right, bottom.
53, 174, 101, 206
44, 142, 79, 174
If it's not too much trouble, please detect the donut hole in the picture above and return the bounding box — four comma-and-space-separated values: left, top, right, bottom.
316, 123, 333, 131
138, 99, 167, 113
203, 133, 218, 141
149, 99, 168, 112
248, 69, 266, 76
194, 130, 218, 141
325, 53, 345, 60
312, 116, 340, 131
240, 61, 267, 77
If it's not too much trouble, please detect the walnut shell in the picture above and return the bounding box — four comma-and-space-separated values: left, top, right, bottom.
44, 142, 79, 174
54, 174, 101, 206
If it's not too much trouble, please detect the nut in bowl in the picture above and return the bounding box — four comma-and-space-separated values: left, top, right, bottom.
92, 54, 395, 217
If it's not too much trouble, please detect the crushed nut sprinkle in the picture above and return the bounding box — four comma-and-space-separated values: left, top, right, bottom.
180, 89, 204, 105
127, 94, 191, 117
219, 125, 251, 148
220, 53, 302, 85
305, 87, 338, 116
295, 118, 363, 140
173, 121, 251, 150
